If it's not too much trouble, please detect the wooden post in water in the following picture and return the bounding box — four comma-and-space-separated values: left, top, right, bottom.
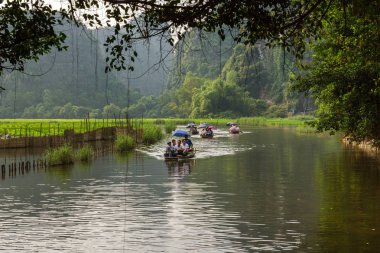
1, 164, 5, 179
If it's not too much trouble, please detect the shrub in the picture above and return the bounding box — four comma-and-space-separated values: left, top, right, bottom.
115, 135, 135, 152
164, 122, 176, 134
265, 104, 288, 118
142, 125, 163, 144
78, 145, 93, 161
44, 143, 75, 166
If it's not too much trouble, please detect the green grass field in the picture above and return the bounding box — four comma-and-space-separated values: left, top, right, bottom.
0, 116, 314, 138
147, 115, 314, 128
0, 118, 143, 137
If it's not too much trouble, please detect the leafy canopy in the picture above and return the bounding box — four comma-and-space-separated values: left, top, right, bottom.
0, 0, 335, 74
293, 1, 380, 143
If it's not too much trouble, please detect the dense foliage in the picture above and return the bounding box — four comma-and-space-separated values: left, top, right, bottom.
126, 31, 305, 118
0, 25, 146, 118
0, 0, 335, 75
2, 0, 380, 145
293, 1, 380, 143
0, 0, 67, 73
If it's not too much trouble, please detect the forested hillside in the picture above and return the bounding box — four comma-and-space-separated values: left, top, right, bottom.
0, 25, 168, 119
0, 27, 310, 119
129, 31, 311, 118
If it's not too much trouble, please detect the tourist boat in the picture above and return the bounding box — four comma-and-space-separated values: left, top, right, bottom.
189, 127, 198, 135
164, 149, 196, 161
229, 125, 240, 134
186, 123, 199, 135
200, 129, 214, 138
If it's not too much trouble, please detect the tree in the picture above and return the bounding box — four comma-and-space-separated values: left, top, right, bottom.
293, 1, 380, 143
0, 0, 67, 73
102, 103, 121, 118
0, 0, 339, 76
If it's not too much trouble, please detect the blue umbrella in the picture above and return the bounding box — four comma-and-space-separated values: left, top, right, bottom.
198, 123, 209, 128
172, 129, 190, 137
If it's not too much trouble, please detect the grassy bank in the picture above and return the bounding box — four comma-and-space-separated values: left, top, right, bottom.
0, 116, 314, 138
145, 116, 314, 128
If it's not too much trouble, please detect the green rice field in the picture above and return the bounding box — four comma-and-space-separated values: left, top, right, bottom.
0, 118, 143, 138
0, 116, 314, 138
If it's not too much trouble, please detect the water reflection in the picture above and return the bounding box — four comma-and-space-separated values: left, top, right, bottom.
0, 128, 380, 252
165, 160, 193, 179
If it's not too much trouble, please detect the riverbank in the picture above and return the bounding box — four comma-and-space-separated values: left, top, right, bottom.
0, 116, 314, 166
0, 116, 313, 138
147, 115, 314, 128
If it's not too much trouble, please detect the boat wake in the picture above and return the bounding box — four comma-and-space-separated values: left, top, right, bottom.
136, 130, 257, 160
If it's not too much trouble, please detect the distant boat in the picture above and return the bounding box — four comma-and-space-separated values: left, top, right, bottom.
229, 125, 240, 134
186, 123, 198, 134
200, 128, 214, 138
189, 127, 198, 135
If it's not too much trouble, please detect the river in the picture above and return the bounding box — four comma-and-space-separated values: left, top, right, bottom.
1, 127, 380, 252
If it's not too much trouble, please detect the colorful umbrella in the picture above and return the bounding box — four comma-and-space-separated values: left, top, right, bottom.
172, 129, 190, 137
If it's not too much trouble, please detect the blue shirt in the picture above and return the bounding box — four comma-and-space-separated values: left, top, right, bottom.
185, 139, 193, 147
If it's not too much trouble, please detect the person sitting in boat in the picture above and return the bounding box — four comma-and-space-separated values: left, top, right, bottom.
176, 140, 184, 155
171, 139, 180, 156
164, 142, 172, 157
203, 126, 213, 137
181, 140, 190, 155
183, 135, 193, 149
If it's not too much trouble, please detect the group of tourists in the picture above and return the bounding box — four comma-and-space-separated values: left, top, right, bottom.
200, 126, 213, 138
165, 135, 193, 157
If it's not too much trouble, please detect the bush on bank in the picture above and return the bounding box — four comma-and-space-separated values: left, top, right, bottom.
44, 144, 75, 166
78, 145, 93, 161
142, 125, 163, 144
115, 135, 135, 152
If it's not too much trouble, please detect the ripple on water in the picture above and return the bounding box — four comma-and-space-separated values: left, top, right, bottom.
137, 130, 261, 160
0, 173, 305, 252
0, 130, 310, 252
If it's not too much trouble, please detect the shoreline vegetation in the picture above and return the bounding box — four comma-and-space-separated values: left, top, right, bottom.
5, 116, 319, 166
0, 116, 314, 138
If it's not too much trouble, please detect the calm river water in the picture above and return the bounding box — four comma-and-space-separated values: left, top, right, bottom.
1, 128, 380, 252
